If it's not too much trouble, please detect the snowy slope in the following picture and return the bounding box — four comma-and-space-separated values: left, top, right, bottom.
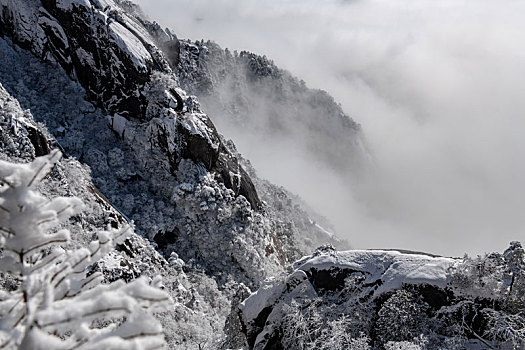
0, 0, 356, 347
1, 1, 523, 349
0, 81, 244, 348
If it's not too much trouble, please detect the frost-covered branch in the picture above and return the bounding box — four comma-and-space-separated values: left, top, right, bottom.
0, 151, 171, 349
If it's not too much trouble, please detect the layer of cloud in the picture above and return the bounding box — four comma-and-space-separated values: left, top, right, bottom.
135, 0, 525, 256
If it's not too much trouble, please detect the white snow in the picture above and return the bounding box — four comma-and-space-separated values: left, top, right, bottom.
296, 250, 456, 295
240, 277, 284, 324
108, 21, 152, 71
99, 251, 122, 270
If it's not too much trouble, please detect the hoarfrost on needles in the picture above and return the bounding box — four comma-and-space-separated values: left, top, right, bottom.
0, 151, 171, 349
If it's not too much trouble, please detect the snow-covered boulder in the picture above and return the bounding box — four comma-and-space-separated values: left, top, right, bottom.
241, 244, 525, 349
293, 249, 455, 295
240, 248, 459, 349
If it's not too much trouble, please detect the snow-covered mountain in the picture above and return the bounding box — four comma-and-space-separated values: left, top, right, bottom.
0, 0, 524, 349
175, 39, 366, 176
242, 245, 525, 349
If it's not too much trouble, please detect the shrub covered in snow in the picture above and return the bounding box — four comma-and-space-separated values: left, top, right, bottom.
373, 290, 430, 345
242, 246, 525, 350
449, 242, 525, 349
279, 298, 372, 350
0, 151, 171, 349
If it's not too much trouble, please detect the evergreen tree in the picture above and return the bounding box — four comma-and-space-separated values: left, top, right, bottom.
0, 150, 171, 349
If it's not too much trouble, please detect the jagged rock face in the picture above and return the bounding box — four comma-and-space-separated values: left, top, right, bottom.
1, 0, 159, 118
0, 83, 249, 349
176, 40, 368, 176
42, 0, 151, 117
0, 0, 261, 211
26, 125, 50, 156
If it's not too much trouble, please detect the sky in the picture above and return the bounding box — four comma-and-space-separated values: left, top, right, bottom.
135, 0, 525, 257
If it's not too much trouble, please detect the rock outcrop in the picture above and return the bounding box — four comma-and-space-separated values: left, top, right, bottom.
240, 246, 525, 349
0, 0, 261, 211
240, 247, 456, 349
0, 0, 358, 347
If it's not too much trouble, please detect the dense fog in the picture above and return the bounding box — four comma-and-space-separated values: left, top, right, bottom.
135, 0, 525, 256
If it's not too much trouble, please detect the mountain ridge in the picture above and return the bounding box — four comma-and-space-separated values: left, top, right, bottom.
0, 0, 524, 349
0, 0, 357, 347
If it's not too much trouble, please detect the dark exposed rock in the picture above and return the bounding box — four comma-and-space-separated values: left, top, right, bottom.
406, 283, 452, 309
116, 237, 136, 257
306, 266, 357, 291
215, 151, 262, 210
261, 334, 284, 350
38, 8, 73, 72
222, 284, 252, 350
41, 0, 155, 119
149, 102, 261, 209
168, 88, 184, 112
177, 118, 219, 170
1, 1, 140, 118
0, 0, 262, 211
154, 227, 179, 251
247, 306, 274, 348
26, 125, 50, 156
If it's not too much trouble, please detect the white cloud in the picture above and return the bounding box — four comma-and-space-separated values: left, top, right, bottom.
135, 0, 525, 256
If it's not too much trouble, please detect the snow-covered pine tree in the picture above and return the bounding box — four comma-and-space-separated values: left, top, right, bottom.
0, 150, 171, 349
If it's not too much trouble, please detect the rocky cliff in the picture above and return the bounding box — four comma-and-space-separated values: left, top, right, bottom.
1, 0, 523, 349
175, 40, 367, 176
0, 0, 355, 348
